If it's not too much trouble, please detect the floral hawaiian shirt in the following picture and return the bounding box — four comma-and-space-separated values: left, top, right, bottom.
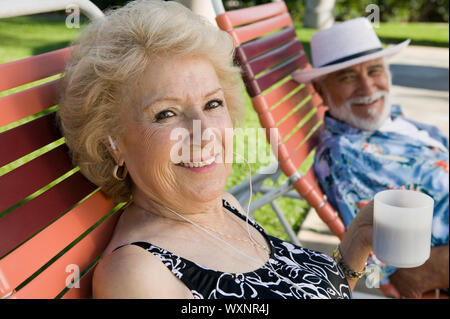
314, 105, 449, 283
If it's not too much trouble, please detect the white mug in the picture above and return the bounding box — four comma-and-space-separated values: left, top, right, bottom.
373, 189, 434, 268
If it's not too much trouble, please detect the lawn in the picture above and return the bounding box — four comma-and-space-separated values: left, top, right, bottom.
1, 15, 448, 241
374, 22, 449, 47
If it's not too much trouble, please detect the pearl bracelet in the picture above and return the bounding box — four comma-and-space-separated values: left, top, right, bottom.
332, 244, 367, 279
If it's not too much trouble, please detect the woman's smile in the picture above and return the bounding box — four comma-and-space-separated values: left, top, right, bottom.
175, 154, 220, 173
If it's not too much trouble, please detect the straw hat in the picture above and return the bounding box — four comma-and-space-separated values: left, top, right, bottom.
292, 17, 410, 83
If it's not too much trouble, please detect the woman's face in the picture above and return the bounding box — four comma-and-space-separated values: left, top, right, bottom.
118, 56, 234, 209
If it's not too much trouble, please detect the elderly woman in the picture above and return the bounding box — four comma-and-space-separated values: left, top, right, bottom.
57, 0, 373, 299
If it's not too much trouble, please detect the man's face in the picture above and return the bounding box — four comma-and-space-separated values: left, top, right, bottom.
317, 58, 391, 131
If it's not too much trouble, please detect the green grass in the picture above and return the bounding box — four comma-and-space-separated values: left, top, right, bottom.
374, 22, 449, 48
0, 15, 86, 63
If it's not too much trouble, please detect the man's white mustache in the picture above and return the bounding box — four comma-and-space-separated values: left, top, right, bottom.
347, 90, 388, 105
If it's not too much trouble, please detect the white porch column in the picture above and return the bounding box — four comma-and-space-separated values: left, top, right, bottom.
303, 0, 336, 29
175, 0, 218, 26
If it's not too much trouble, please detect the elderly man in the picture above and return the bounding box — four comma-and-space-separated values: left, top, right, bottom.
293, 18, 449, 298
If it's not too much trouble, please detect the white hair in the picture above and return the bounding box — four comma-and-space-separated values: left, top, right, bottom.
57, 0, 245, 203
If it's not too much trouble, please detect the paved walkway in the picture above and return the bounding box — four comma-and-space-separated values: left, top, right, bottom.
389, 45, 449, 137
297, 45, 449, 298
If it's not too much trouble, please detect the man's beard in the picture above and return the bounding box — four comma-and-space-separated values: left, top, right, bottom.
325, 89, 391, 131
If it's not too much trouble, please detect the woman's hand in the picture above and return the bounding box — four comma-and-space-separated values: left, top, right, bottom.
338, 201, 374, 291
346, 200, 374, 249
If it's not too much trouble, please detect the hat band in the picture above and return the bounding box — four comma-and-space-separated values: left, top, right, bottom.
320, 47, 383, 67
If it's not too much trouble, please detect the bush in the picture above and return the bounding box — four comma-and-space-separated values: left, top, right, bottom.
91, 0, 129, 10
235, 0, 449, 23
90, 0, 448, 23
334, 0, 449, 23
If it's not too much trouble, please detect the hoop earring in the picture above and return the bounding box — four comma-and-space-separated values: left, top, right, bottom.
113, 163, 128, 181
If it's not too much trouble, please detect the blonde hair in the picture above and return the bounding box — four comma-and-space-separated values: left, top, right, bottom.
57, 0, 245, 203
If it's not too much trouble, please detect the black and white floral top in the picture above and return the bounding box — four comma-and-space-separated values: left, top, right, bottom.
115, 199, 351, 299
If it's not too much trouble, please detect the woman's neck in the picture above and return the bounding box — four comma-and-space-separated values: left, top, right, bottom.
130, 188, 227, 227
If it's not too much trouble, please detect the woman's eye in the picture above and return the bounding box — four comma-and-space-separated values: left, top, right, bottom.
205, 99, 223, 110
155, 110, 175, 122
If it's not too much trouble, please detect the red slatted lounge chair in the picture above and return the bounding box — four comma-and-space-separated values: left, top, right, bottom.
215, 0, 346, 240
0, 0, 124, 299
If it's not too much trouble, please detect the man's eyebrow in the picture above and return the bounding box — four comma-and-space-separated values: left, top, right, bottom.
367, 63, 385, 70
142, 87, 223, 108
335, 69, 357, 77
334, 63, 385, 78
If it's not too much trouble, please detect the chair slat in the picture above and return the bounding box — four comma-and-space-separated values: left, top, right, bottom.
216, 1, 287, 30
11, 209, 121, 299
278, 103, 315, 142
0, 112, 61, 167
0, 80, 60, 128
0, 47, 71, 92
0, 144, 73, 212
276, 95, 322, 139
251, 95, 270, 114
0, 172, 97, 258
61, 265, 95, 299
294, 168, 346, 239
230, 12, 293, 46
297, 170, 326, 207
247, 40, 303, 78
276, 120, 321, 174
277, 150, 297, 177
240, 76, 261, 98
256, 53, 307, 94
0, 191, 115, 297
279, 134, 318, 179
283, 111, 320, 155
263, 79, 300, 108
288, 126, 322, 169
304, 185, 326, 209
236, 26, 297, 63
293, 166, 317, 196
243, 55, 305, 98
270, 86, 313, 124
316, 201, 345, 240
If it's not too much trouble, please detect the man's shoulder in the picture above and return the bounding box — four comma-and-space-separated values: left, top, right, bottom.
393, 108, 449, 148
